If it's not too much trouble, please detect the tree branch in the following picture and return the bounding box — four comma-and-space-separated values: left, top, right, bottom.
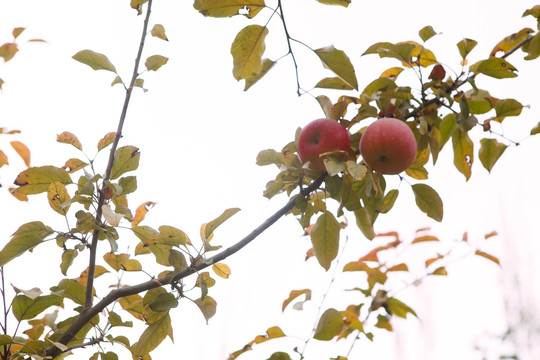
46, 174, 325, 359
83, 0, 153, 311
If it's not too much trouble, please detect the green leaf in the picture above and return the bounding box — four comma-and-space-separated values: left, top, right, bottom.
60, 249, 78, 276
439, 113, 457, 149
13, 166, 72, 195
72, 49, 117, 72
267, 352, 292, 360
315, 45, 358, 90
313, 308, 342, 340
494, 98, 524, 122
479, 138, 507, 173
168, 249, 188, 270
456, 38, 477, 59
149, 293, 178, 312
310, 212, 340, 271
231, 25, 268, 81
316, 0, 350, 6
0, 221, 54, 266
109, 311, 133, 328
194, 295, 217, 324
244, 58, 275, 90
110, 146, 140, 180
385, 297, 417, 318
133, 313, 172, 356
12, 294, 62, 321
196, 0, 265, 18
531, 122, 540, 135
469, 58, 518, 79
524, 32, 540, 60
0, 334, 14, 346
354, 208, 375, 240
411, 183, 443, 222
315, 77, 354, 90
150, 24, 168, 41
158, 225, 191, 246
56, 279, 87, 305
419, 26, 437, 42
145, 55, 168, 71
452, 128, 474, 180
118, 176, 137, 195
202, 208, 241, 240
378, 189, 399, 214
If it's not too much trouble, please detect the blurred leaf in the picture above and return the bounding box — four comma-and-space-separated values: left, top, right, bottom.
12, 294, 62, 321
313, 308, 342, 340
479, 138, 507, 173
244, 58, 275, 90
475, 250, 500, 265
10, 141, 31, 167
282, 289, 312, 311
133, 313, 172, 356
256, 149, 283, 166
196, 0, 265, 18
77, 265, 108, 286
56, 131, 82, 150
316, 95, 334, 119
412, 235, 439, 243
231, 25, 268, 80
531, 122, 540, 135
109, 311, 133, 328
494, 98, 523, 122
432, 266, 448, 276
145, 55, 168, 71
111, 76, 123, 86
98, 132, 116, 151
212, 263, 231, 279
12, 27, 25, 39
48, 181, 71, 215
411, 183, 443, 222
194, 296, 217, 324
72, 49, 117, 72
228, 327, 285, 359
524, 32, 540, 60
375, 314, 392, 331
110, 145, 140, 180
380, 67, 404, 79
0, 150, 7, 167
0, 43, 19, 61
0, 221, 53, 266
151, 24, 168, 41
452, 128, 474, 180
168, 249, 187, 269
310, 212, 340, 271
316, 0, 350, 6
102, 204, 124, 226
315, 45, 358, 90
470, 58, 517, 79
419, 25, 437, 42
385, 297, 417, 318
347, 161, 367, 181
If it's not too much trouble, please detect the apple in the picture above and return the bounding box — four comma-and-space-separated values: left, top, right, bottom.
359, 117, 417, 175
298, 118, 351, 172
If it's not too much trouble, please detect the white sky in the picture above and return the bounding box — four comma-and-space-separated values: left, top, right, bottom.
1, 1, 540, 359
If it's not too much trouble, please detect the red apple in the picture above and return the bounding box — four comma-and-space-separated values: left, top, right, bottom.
359, 117, 417, 175
298, 118, 351, 172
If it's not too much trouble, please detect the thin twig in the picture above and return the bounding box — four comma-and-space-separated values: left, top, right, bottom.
277, 0, 302, 96
83, 0, 153, 311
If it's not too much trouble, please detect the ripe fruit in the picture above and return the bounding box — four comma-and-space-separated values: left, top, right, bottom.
298, 118, 351, 172
359, 117, 417, 175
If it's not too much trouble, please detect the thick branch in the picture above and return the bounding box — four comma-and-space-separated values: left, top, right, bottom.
83, 0, 153, 311
46, 175, 325, 359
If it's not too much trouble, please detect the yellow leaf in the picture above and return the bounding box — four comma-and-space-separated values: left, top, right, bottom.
231, 25, 268, 80
0, 43, 19, 62
47, 181, 71, 215
62, 158, 88, 173
145, 55, 168, 71
72, 49, 117, 72
475, 250, 500, 266
56, 131, 82, 150
97, 132, 116, 151
212, 263, 231, 279
0, 149, 8, 167
490, 28, 534, 57
197, 0, 265, 18
12, 27, 25, 39
151, 24, 168, 41
131, 201, 156, 227
10, 141, 31, 167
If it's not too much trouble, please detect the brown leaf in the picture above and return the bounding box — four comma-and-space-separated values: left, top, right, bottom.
10, 141, 31, 167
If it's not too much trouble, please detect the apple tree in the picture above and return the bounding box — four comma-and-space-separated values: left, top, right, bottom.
1, 1, 540, 360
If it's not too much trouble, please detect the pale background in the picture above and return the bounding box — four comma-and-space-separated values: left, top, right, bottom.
1, 1, 539, 359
